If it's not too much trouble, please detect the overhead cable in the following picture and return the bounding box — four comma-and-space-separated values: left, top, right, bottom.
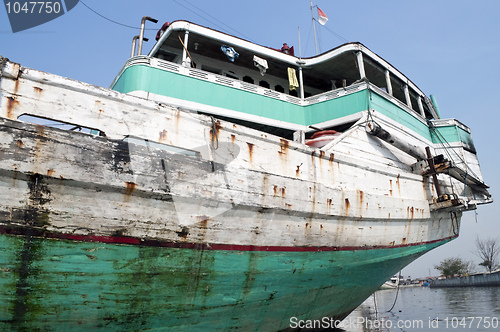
175, 0, 254, 42
79, 1, 156, 30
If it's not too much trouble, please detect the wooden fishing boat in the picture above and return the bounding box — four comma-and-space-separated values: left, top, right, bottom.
0, 19, 491, 331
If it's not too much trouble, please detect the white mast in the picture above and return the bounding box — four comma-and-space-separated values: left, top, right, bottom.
310, 0, 319, 55
298, 26, 302, 59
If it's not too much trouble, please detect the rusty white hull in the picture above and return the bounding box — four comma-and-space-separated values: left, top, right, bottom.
0, 61, 458, 249
0, 114, 459, 249
0, 50, 490, 331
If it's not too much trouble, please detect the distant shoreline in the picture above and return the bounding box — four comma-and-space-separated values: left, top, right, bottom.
430, 270, 500, 288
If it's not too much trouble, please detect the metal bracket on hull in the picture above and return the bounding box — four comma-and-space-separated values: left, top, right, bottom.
423, 146, 466, 211
425, 146, 444, 199
419, 147, 491, 211
429, 198, 462, 212
413, 150, 490, 196
365, 120, 489, 211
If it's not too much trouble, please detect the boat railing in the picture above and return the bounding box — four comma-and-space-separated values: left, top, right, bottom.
120, 57, 367, 107
116, 56, 434, 126
368, 83, 431, 123
121, 57, 372, 107
302, 84, 366, 106
147, 57, 304, 106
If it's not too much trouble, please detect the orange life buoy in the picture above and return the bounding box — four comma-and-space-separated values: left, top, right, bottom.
309, 130, 338, 140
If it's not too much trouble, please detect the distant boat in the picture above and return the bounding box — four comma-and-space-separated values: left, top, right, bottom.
0, 19, 492, 331
381, 276, 399, 289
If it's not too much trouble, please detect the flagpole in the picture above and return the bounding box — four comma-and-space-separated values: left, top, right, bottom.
298, 26, 302, 60
310, 0, 318, 55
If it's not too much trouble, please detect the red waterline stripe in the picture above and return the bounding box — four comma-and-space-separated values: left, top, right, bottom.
0, 225, 457, 252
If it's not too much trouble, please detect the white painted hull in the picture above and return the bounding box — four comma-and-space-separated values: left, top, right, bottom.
0, 60, 463, 249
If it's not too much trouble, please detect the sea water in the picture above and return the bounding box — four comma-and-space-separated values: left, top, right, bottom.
337, 286, 500, 332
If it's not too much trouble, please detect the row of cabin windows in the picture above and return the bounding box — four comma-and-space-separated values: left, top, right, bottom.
362, 56, 434, 119
156, 50, 432, 118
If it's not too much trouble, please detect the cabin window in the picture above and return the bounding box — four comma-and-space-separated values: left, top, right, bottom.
275, 85, 285, 93
390, 75, 407, 107
363, 57, 387, 92
289, 90, 298, 97
259, 80, 270, 88
155, 50, 179, 62
124, 136, 200, 158
409, 89, 421, 115
225, 71, 239, 80
201, 65, 221, 75
422, 100, 434, 120
199, 112, 295, 140
17, 114, 105, 136
243, 76, 254, 84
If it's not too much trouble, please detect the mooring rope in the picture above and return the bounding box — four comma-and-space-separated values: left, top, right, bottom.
387, 271, 401, 312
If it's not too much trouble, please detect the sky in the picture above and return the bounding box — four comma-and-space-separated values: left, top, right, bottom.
1, 0, 499, 278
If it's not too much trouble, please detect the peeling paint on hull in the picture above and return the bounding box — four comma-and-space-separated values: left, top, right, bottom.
0, 233, 449, 331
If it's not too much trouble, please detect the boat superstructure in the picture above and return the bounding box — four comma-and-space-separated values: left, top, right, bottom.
110, 20, 489, 209
0, 20, 491, 331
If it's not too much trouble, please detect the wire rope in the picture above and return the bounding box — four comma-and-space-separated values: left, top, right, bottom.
80, 0, 252, 43
387, 271, 401, 312
176, 0, 254, 41
80, 1, 153, 30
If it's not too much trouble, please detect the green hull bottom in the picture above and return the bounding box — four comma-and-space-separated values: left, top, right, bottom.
0, 234, 449, 331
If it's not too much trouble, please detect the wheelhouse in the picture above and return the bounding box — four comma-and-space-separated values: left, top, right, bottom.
111, 20, 440, 140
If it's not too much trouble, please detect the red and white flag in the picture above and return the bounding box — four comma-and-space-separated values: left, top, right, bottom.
317, 7, 328, 25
